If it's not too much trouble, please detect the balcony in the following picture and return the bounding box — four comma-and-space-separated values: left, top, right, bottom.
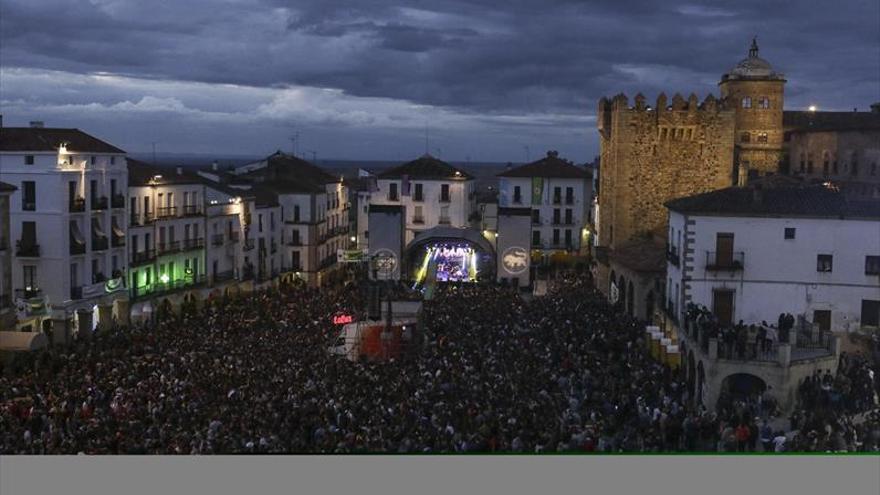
666, 246, 680, 267
69, 197, 86, 213
156, 206, 178, 219
91, 196, 109, 211
212, 234, 225, 246
111, 194, 126, 209
111, 233, 125, 248
92, 236, 109, 251
182, 238, 204, 251
287, 238, 303, 247
412, 216, 425, 224
15, 288, 42, 300
130, 249, 157, 265
531, 217, 542, 226
158, 241, 180, 255
388, 193, 399, 202
706, 251, 745, 272
15, 241, 40, 257
183, 205, 202, 216
439, 195, 451, 203
552, 196, 562, 205
70, 240, 86, 255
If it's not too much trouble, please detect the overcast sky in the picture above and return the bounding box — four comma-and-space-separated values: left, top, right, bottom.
1, 0, 878, 163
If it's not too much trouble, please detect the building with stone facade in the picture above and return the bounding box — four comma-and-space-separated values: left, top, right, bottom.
594, 39, 880, 323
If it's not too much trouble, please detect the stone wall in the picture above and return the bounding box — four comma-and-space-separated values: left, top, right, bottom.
597, 93, 736, 251
720, 79, 786, 177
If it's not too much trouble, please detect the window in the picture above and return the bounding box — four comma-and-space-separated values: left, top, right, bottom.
513, 186, 522, 203
388, 183, 398, 201
531, 209, 540, 224
553, 209, 560, 224
90, 156, 96, 165
110, 156, 116, 165
872, 163, 877, 176
440, 184, 450, 202
564, 229, 572, 246
565, 209, 572, 224
258, 214, 263, 233
757, 133, 768, 144
553, 187, 561, 204
23, 265, 37, 289
552, 229, 560, 245
565, 187, 574, 204
817, 254, 833, 272
784, 227, 796, 240
532, 230, 541, 246
862, 300, 880, 327
24, 155, 34, 165
740, 132, 751, 143
414, 183, 423, 202
866, 256, 880, 275
294, 205, 300, 222
759, 97, 770, 109
742, 96, 752, 108
413, 205, 424, 224
22, 181, 35, 211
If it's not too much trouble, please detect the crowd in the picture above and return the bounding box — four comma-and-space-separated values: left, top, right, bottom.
0, 274, 878, 454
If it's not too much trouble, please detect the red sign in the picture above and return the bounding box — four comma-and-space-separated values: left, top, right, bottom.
332, 314, 354, 325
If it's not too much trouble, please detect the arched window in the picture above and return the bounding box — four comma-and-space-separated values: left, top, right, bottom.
741, 96, 752, 109
759, 97, 770, 109
757, 132, 768, 143
740, 132, 751, 143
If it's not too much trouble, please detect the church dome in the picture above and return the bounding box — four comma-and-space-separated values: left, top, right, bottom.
723, 38, 784, 81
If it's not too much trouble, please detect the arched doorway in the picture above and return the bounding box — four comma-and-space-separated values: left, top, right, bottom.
609, 270, 617, 300
696, 361, 705, 406
645, 290, 655, 321
717, 373, 768, 414
687, 350, 696, 400
627, 281, 635, 317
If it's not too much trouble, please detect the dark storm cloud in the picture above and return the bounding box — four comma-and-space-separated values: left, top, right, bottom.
0, 0, 877, 159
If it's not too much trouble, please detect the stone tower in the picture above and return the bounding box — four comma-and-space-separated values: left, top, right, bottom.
719, 38, 786, 182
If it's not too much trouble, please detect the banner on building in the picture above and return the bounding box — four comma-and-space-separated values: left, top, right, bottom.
337, 249, 368, 263
531, 177, 543, 205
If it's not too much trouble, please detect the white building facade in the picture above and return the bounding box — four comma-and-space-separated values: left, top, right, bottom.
365, 155, 476, 248
497, 151, 592, 256
0, 126, 129, 336
665, 185, 880, 333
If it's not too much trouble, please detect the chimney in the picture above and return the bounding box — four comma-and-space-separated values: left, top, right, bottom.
29, 121, 44, 128
212, 160, 219, 171
176, 166, 183, 175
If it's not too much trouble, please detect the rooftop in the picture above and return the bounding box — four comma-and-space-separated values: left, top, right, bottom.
498, 151, 591, 179
237, 151, 340, 193
0, 181, 17, 193
784, 110, 880, 132
378, 154, 473, 180
0, 127, 125, 154
721, 38, 784, 82
665, 184, 880, 220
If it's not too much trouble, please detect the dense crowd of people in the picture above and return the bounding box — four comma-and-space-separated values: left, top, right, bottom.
1, 273, 878, 454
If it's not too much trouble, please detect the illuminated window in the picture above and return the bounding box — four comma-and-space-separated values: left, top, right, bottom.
759, 97, 770, 109
757, 133, 768, 143
740, 132, 751, 143
742, 97, 752, 108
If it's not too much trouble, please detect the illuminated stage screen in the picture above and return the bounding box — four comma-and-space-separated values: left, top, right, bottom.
413, 243, 478, 286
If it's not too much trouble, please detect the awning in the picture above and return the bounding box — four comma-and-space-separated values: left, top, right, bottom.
92, 218, 106, 237
70, 222, 85, 244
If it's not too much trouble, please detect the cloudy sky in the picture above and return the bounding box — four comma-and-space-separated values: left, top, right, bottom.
1, 0, 878, 162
